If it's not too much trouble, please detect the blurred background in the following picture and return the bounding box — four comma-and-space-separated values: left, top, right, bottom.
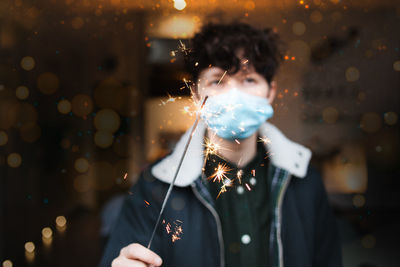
1, 0, 400, 266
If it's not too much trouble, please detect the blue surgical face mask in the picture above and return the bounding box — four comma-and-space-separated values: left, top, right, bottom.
200, 88, 274, 140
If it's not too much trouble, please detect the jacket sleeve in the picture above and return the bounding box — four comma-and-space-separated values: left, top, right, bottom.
312, 167, 343, 267
98, 172, 162, 267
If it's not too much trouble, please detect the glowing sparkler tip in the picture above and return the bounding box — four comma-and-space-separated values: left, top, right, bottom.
208, 163, 231, 183
258, 136, 271, 145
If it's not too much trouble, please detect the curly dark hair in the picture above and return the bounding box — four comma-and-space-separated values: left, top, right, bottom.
184, 22, 286, 86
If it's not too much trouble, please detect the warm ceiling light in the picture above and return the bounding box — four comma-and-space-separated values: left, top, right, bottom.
174, 0, 186, 10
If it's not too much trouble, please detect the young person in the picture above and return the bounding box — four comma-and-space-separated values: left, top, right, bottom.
99, 22, 342, 267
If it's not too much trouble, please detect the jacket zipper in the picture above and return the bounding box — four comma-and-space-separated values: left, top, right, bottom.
276, 173, 292, 267
191, 182, 225, 267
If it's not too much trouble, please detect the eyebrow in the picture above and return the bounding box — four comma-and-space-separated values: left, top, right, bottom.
208, 72, 226, 79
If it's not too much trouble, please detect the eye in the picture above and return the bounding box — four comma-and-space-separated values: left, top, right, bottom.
243, 77, 256, 84
209, 80, 221, 86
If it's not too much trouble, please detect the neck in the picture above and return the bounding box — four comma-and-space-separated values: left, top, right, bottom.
207, 129, 258, 168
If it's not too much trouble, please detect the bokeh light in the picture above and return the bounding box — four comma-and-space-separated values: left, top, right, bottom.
55, 216, 67, 227
384, 111, 398, 125
71, 94, 93, 117
71, 17, 84, 29
57, 99, 72, 114
393, 60, 400, 71
352, 194, 366, 208
15, 86, 29, 100
244, 1, 256, 10
0, 89, 19, 129
73, 175, 93, 193
37, 72, 59, 95
10, 103, 38, 129
292, 21, 306, 36
94, 109, 121, 133
41, 227, 53, 239
322, 107, 339, 124
60, 138, 71, 149
345, 67, 360, 82
20, 56, 35, 71
357, 91, 366, 102
24, 242, 35, 253
173, 0, 186, 10
94, 131, 114, 148
310, 10, 323, 23
74, 158, 89, 173
0, 131, 8, 146
360, 112, 382, 133
2, 260, 12, 267
7, 153, 22, 168
361, 234, 376, 249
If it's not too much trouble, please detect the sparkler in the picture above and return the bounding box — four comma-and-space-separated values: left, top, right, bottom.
201, 137, 223, 171
147, 96, 208, 250
217, 70, 227, 84
208, 163, 232, 183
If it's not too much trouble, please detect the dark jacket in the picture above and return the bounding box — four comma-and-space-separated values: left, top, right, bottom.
99, 121, 343, 267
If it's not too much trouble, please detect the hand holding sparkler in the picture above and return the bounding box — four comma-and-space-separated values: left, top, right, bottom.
111, 243, 163, 267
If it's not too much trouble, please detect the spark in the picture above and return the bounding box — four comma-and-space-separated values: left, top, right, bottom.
178, 40, 191, 55
258, 136, 271, 145
183, 77, 195, 96
203, 137, 221, 157
144, 200, 150, 206
159, 93, 176, 106
245, 183, 252, 191
162, 219, 183, 243
165, 222, 172, 234
251, 169, 256, 176
234, 139, 240, 145
181, 105, 195, 116
208, 163, 231, 183
217, 178, 233, 199
123, 173, 128, 180
202, 136, 229, 172
237, 170, 243, 184
264, 150, 274, 159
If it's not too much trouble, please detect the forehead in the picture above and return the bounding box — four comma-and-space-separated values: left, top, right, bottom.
198, 64, 260, 80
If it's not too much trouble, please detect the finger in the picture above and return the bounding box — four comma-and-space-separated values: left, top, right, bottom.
120, 244, 162, 266
112, 257, 147, 267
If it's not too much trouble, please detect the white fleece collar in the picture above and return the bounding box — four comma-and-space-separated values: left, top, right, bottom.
151, 120, 312, 187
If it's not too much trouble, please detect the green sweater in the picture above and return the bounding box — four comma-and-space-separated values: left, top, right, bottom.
205, 140, 270, 267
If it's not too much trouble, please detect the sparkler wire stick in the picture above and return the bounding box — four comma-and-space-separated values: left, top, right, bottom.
147, 96, 208, 249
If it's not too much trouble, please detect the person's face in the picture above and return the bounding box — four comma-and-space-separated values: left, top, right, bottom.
195, 63, 277, 104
